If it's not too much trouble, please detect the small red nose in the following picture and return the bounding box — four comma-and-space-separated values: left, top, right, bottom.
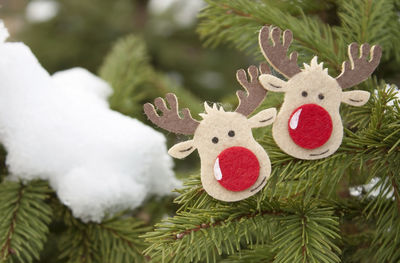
288, 104, 333, 149
214, 146, 260, 192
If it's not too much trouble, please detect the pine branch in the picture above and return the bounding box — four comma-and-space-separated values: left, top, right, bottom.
220, 245, 275, 263
339, 199, 376, 263
338, 84, 400, 262
198, 0, 346, 73
273, 204, 341, 263
143, 194, 344, 263
99, 35, 156, 120
99, 35, 202, 121
337, 0, 400, 62
96, 216, 151, 263
143, 200, 284, 263
174, 207, 284, 241
0, 180, 52, 263
369, 199, 400, 262
58, 223, 100, 263
259, 139, 350, 202
174, 146, 350, 215
57, 204, 150, 263
198, 0, 400, 76
174, 175, 219, 212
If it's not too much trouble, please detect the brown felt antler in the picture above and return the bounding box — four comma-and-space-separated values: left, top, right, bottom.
336, 43, 382, 89
259, 26, 301, 79
235, 64, 270, 116
143, 93, 200, 135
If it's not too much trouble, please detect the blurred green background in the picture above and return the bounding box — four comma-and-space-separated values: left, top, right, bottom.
0, 0, 252, 102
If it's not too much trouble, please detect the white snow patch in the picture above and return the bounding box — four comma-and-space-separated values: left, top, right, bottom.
0, 21, 9, 43
52, 68, 113, 108
26, 0, 59, 23
0, 24, 180, 222
349, 186, 362, 197
349, 177, 394, 199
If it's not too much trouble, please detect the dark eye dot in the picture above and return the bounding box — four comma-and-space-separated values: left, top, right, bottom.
302, 91, 308, 97
212, 137, 219, 144
318, 93, 325, 100
228, 130, 235, 137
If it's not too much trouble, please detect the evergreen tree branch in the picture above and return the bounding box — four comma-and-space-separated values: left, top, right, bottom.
99, 35, 156, 120
174, 207, 284, 241
273, 204, 341, 263
0, 180, 52, 263
99, 35, 202, 121
97, 217, 151, 262
143, 202, 283, 263
58, 223, 99, 263
370, 200, 400, 262
344, 83, 400, 262
198, 0, 346, 73
220, 244, 275, 263
337, 0, 400, 61
0, 182, 23, 259
144, 197, 343, 263
198, 0, 400, 76
57, 203, 150, 263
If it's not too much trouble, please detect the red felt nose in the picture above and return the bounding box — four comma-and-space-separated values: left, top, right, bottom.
214, 146, 260, 192
288, 104, 333, 149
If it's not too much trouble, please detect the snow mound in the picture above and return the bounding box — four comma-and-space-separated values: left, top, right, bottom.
0, 25, 180, 222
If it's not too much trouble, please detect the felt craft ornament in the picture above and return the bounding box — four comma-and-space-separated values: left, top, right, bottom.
258, 26, 382, 160
144, 65, 277, 201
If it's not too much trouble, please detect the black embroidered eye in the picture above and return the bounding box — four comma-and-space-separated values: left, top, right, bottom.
228, 130, 235, 137
302, 91, 308, 97
212, 137, 219, 144
318, 93, 325, 100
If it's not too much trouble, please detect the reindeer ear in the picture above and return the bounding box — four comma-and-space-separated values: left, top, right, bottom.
259, 74, 288, 92
168, 140, 197, 159
341, 90, 370, 106
248, 108, 277, 128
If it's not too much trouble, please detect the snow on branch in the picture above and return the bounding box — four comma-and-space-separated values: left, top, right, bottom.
0, 22, 180, 222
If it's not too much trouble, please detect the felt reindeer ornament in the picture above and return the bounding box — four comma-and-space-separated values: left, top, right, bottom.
144, 65, 276, 201
258, 26, 382, 160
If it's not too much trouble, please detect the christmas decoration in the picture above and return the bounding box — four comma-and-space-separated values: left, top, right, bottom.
258, 26, 382, 160
0, 22, 179, 222
144, 65, 276, 201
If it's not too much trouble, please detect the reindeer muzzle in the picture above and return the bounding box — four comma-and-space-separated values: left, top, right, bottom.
213, 146, 260, 192
288, 104, 333, 149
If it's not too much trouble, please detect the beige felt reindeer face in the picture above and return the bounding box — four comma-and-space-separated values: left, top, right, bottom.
258, 26, 382, 160
144, 65, 276, 201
